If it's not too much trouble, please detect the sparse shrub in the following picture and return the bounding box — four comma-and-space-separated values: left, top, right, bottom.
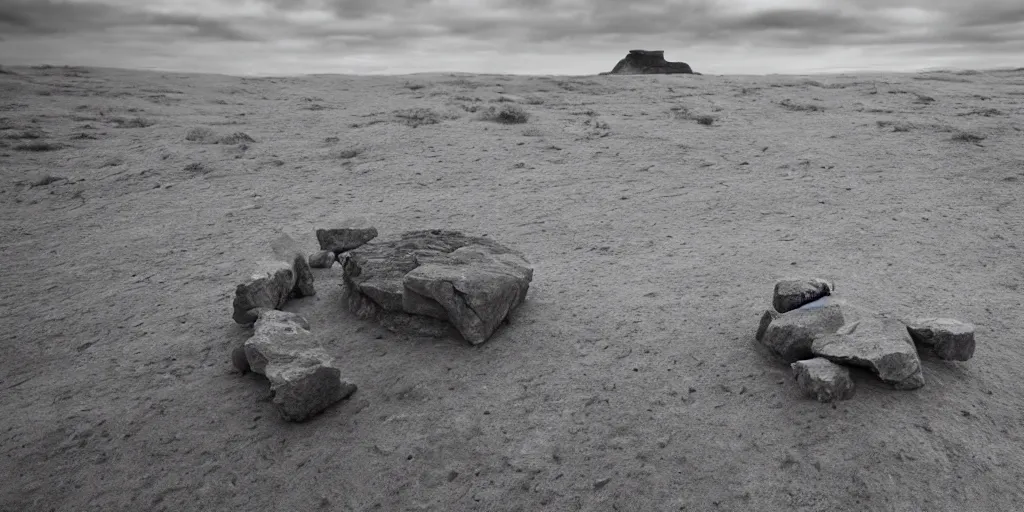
479, 105, 529, 124
112, 116, 154, 128
185, 126, 216, 142
393, 108, 442, 127
779, 99, 824, 112
951, 131, 985, 143
183, 162, 207, 174
695, 115, 715, 126
217, 132, 255, 144
15, 141, 64, 151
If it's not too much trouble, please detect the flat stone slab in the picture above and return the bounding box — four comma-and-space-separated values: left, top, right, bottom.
342, 230, 533, 344
773, 278, 833, 313
812, 316, 925, 390
316, 217, 378, 254
232, 233, 315, 324
791, 357, 855, 402
760, 298, 847, 363
243, 310, 356, 422
905, 317, 976, 361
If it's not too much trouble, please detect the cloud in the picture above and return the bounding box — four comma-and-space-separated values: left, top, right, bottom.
0, 0, 258, 41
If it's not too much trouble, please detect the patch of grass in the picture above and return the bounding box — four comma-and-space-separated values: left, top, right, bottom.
185, 127, 216, 142
217, 132, 255, 145
15, 141, 64, 151
479, 105, 530, 124
112, 116, 154, 128
951, 131, 985, 143
779, 99, 824, 112
393, 108, 455, 128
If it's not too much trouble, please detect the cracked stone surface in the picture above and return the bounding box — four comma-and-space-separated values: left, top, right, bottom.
243, 310, 356, 422
341, 230, 533, 344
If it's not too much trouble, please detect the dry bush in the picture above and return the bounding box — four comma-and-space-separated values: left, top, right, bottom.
479, 105, 530, 124
393, 108, 447, 127
112, 117, 154, 128
951, 131, 985, 143
779, 99, 824, 112
15, 141, 64, 151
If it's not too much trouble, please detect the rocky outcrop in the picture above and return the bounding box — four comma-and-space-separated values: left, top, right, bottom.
905, 318, 976, 361
791, 357, 855, 403
812, 317, 925, 390
604, 50, 694, 75
341, 230, 533, 344
232, 233, 315, 324
243, 310, 356, 422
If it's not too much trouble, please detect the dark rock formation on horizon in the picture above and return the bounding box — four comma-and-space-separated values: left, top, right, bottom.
603, 50, 695, 75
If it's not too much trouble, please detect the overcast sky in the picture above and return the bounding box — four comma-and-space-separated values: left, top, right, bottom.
1, 0, 1023, 75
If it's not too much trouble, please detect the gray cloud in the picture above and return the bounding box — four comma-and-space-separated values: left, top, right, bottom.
0, 0, 258, 41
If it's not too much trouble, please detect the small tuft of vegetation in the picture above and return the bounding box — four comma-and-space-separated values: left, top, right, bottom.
112, 116, 154, 128
779, 99, 825, 112
951, 131, 985, 143
479, 105, 530, 124
15, 141, 64, 151
393, 108, 442, 127
694, 115, 715, 126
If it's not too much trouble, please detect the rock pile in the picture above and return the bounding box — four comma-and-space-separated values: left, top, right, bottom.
757, 277, 976, 402
232, 233, 315, 324
341, 229, 533, 345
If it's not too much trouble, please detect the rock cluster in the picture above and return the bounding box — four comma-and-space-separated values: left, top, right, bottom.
603, 50, 695, 75
341, 229, 533, 345
757, 277, 976, 402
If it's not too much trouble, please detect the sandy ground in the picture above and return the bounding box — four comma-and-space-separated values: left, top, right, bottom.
1, 64, 1023, 511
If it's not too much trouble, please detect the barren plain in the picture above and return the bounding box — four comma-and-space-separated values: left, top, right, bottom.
1, 65, 1023, 511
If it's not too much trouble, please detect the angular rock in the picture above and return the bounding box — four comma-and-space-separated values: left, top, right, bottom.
812, 316, 924, 390
755, 309, 781, 342
243, 310, 356, 422
791, 357, 855, 402
232, 233, 316, 324
773, 278, 834, 313
342, 230, 533, 344
760, 298, 847, 363
316, 217, 378, 254
905, 317, 976, 361
308, 250, 336, 269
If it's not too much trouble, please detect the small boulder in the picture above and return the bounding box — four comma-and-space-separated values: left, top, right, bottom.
755, 309, 780, 342
791, 357, 855, 402
243, 310, 356, 422
812, 316, 924, 390
760, 298, 847, 363
316, 217, 378, 254
773, 278, 833, 313
232, 233, 316, 324
905, 318, 975, 361
308, 250, 336, 269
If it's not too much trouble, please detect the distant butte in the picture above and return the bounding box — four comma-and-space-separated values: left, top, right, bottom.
602, 50, 697, 75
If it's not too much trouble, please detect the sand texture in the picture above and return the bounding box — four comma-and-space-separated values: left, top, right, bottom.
2, 65, 1024, 511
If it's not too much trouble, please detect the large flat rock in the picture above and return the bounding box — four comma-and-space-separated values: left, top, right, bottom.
812, 316, 925, 390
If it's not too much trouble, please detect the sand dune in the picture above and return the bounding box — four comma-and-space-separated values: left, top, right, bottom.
2, 64, 1023, 511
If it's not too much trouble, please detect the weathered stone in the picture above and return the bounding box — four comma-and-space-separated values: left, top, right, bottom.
760, 298, 847, 363
791, 357, 855, 402
755, 309, 781, 342
308, 250, 336, 269
342, 230, 533, 344
243, 310, 356, 422
812, 316, 924, 390
773, 278, 834, 313
905, 317, 975, 361
232, 234, 317, 324
231, 345, 250, 373
316, 217, 378, 253
604, 50, 695, 75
